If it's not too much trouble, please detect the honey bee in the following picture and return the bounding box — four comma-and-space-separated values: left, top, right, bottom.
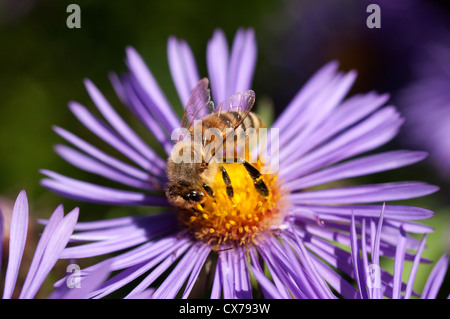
166, 78, 269, 210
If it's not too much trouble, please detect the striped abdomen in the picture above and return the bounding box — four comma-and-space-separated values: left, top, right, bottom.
192, 111, 265, 136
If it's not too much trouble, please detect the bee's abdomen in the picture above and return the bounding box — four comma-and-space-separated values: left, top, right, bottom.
217, 111, 265, 131
240, 112, 265, 131
191, 112, 265, 137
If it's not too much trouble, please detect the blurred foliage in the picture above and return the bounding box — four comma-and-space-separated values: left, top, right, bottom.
0, 0, 448, 298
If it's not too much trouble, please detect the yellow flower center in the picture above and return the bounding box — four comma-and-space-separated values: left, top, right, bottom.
178, 160, 286, 248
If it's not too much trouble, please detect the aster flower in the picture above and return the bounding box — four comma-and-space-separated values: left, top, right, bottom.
0, 190, 78, 298
1, 190, 113, 299
41, 28, 439, 299
350, 204, 449, 299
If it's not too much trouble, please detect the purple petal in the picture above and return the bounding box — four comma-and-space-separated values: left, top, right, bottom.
285, 150, 427, 190
72, 215, 151, 231
67, 215, 177, 245
125, 46, 180, 131
280, 106, 403, 180
108, 72, 128, 105
371, 204, 385, 299
284, 231, 335, 298
54, 145, 155, 191
54, 234, 189, 290
60, 218, 176, 259
127, 289, 155, 299
259, 239, 311, 298
20, 205, 64, 296
62, 235, 145, 259
122, 241, 193, 299
88, 239, 193, 298
62, 260, 112, 299
249, 265, 283, 299
382, 219, 434, 234
291, 220, 417, 298
182, 244, 212, 298
295, 220, 427, 263
3, 190, 28, 299
272, 61, 339, 137
114, 74, 173, 155
289, 182, 438, 205
69, 224, 153, 241
392, 226, 407, 299
53, 126, 161, 183
210, 261, 222, 299
227, 28, 257, 96
421, 254, 449, 299
350, 213, 366, 299
105, 242, 191, 299
218, 249, 235, 299
293, 210, 434, 234
91, 262, 149, 299
20, 207, 79, 299
279, 70, 357, 164
95, 233, 187, 272
84, 79, 164, 166
404, 234, 428, 299
40, 170, 168, 206
167, 36, 200, 106
126, 72, 181, 135
256, 242, 307, 298
310, 253, 359, 298
0, 207, 3, 274
179, 40, 201, 95
300, 204, 434, 221
68, 101, 165, 175
207, 29, 229, 105
360, 219, 371, 297
278, 91, 388, 165
248, 244, 290, 299
230, 246, 252, 299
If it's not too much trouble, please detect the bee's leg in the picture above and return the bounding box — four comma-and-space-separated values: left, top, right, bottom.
241, 161, 269, 197
223, 158, 269, 198
202, 184, 214, 197
221, 167, 234, 198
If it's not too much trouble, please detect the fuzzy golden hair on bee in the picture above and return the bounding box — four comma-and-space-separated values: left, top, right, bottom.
166, 78, 269, 221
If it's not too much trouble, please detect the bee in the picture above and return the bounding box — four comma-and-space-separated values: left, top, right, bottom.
166, 78, 269, 210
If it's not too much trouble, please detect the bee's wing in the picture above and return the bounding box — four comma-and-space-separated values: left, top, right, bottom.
180, 78, 215, 131
214, 90, 255, 128
204, 90, 256, 163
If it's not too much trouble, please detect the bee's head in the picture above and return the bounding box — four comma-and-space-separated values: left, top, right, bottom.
167, 138, 218, 181
166, 139, 218, 209
166, 183, 205, 209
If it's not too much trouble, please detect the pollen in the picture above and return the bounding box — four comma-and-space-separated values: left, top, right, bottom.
178, 160, 286, 248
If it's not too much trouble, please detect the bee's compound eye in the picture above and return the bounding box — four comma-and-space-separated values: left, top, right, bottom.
184, 190, 204, 202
